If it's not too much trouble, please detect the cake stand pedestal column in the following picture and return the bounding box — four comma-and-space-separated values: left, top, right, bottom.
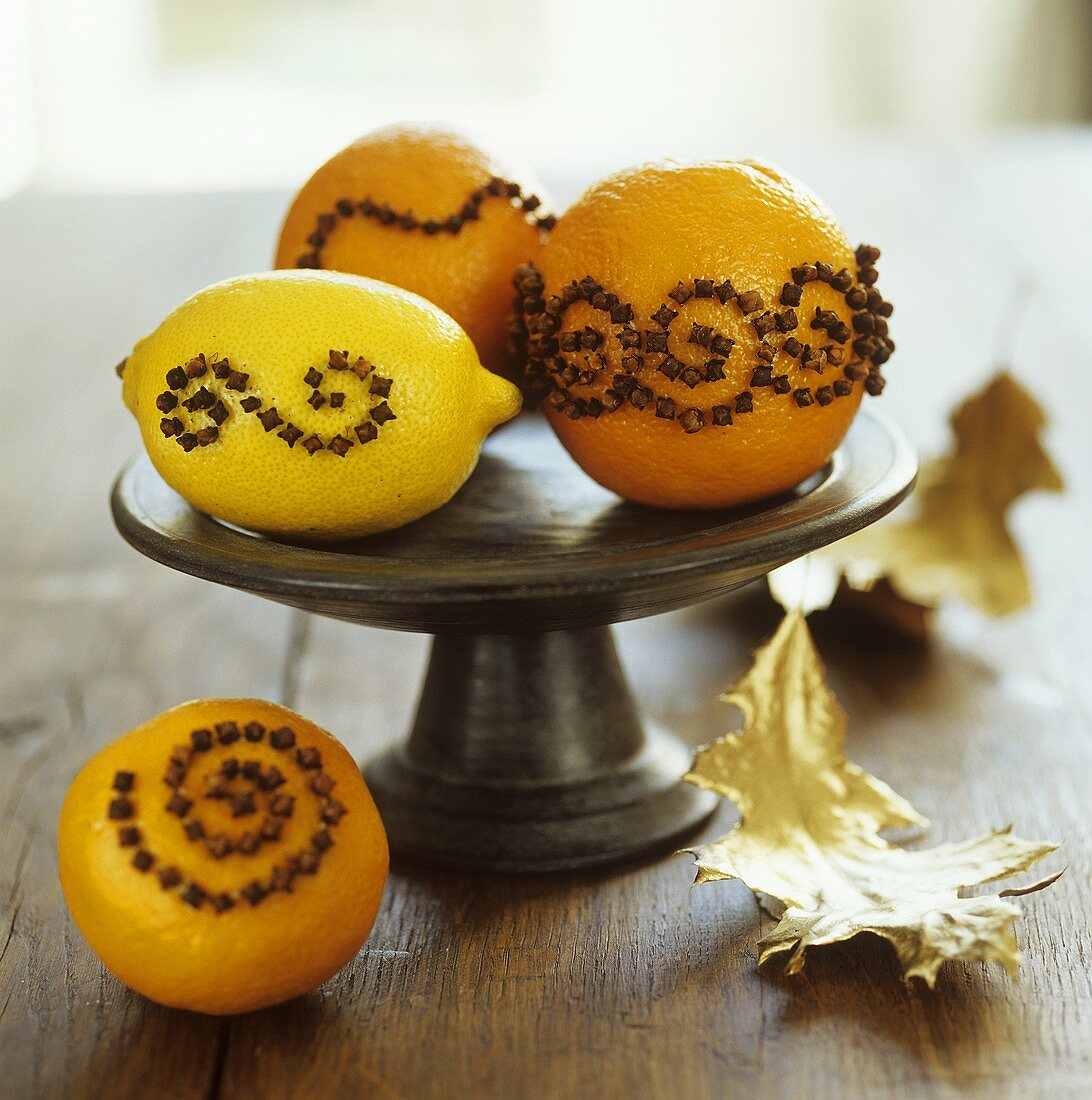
366, 626, 714, 871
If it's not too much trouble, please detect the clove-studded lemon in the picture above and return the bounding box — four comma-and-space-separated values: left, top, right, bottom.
275, 123, 554, 381
517, 160, 896, 509
58, 699, 389, 1015
120, 270, 521, 539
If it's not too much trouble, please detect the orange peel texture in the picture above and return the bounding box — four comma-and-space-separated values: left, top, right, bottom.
59, 699, 389, 1015
519, 160, 895, 509
275, 123, 554, 381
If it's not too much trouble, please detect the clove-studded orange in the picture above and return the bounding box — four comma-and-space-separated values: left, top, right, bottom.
518, 160, 895, 509
58, 699, 389, 1015
275, 123, 554, 380
120, 269, 521, 539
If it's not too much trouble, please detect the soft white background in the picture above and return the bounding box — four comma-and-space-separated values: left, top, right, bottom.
1, 0, 1090, 195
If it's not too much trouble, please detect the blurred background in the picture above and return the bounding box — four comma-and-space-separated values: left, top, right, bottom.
1, 0, 1090, 469
2, 0, 1090, 196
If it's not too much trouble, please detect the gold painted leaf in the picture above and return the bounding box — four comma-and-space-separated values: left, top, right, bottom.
683, 611, 1060, 985
770, 372, 1063, 620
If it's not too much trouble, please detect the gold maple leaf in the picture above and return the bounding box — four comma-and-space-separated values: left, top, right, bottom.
770, 372, 1063, 622
683, 610, 1060, 985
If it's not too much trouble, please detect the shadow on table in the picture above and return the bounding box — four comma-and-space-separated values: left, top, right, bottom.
53, 860, 1029, 1096
759, 931, 1031, 1074
694, 582, 1007, 722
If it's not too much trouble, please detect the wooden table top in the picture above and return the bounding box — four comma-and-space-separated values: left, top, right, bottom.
1, 135, 1090, 1098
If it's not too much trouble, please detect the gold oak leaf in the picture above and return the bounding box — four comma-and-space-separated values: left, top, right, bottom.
682, 610, 1060, 986
770, 372, 1064, 622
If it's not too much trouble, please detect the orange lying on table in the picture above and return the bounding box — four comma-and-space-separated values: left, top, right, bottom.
59, 699, 389, 1015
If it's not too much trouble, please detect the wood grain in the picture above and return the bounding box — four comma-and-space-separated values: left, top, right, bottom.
1, 138, 1090, 1098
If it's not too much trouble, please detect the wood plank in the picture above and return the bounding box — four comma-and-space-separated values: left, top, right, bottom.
0, 137, 1090, 1097
212, 588, 1091, 1100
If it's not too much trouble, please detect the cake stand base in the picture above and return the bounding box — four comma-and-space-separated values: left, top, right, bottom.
364, 627, 717, 871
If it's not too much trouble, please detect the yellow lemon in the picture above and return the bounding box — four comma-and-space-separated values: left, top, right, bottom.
58, 699, 389, 1015
121, 270, 521, 539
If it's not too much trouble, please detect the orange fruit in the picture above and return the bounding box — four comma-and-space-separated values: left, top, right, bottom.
275, 123, 553, 380
517, 159, 895, 509
59, 699, 389, 1015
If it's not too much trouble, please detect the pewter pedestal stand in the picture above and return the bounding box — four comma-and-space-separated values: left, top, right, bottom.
111, 412, 915, 872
